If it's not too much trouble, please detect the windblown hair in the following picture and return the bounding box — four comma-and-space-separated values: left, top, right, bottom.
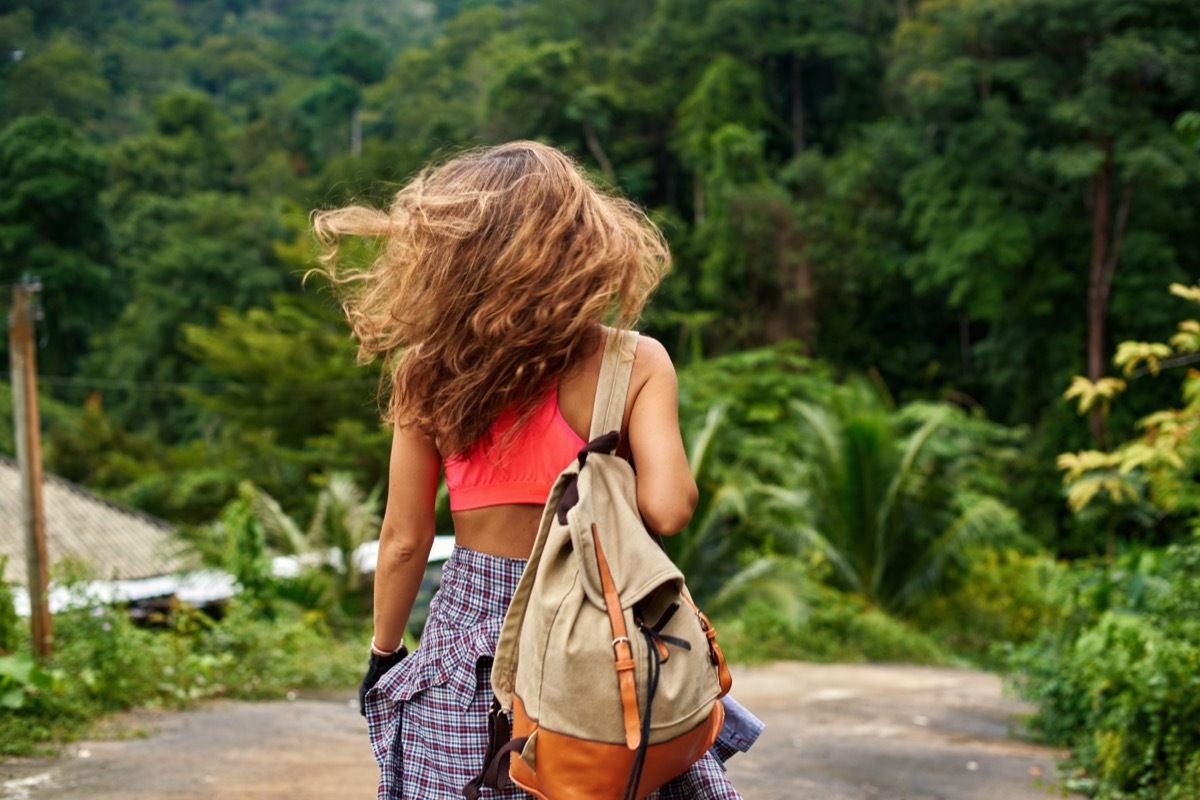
311, 141, 670, 456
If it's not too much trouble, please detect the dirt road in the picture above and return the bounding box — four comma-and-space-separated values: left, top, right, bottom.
1, 662, 1080, 800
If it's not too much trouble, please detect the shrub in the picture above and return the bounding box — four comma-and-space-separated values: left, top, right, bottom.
0, 558, 18, 654
910, 547, 1070, 667
0, 598, 366, 757
1011, 537, 1200, 799
717, 585, 949, 665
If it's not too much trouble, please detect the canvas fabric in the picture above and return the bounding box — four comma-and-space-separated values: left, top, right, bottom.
481, 329, 734, 800
363, 545, 740, 800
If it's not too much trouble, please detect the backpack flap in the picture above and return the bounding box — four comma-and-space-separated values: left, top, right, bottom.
566, 454, 685, 613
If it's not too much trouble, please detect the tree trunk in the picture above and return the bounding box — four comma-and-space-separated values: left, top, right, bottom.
582, 117, 616, 185
1086, 139, 1135, 444
959, 310, 972, 373
791, 57, 806, 156
350, 107, 362, 156
763, 202, 815, 352
794, 247, 816, 354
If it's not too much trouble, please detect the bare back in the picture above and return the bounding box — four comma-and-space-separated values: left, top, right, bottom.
450, 327, 696, 558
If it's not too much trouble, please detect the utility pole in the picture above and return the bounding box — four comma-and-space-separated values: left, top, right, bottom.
9, 279, 52, 660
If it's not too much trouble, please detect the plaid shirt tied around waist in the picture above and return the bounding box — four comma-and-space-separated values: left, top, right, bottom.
363, 545, 746, 800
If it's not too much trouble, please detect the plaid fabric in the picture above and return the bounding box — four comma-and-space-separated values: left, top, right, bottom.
649, 751, 738, 799
364, 546, 742, 800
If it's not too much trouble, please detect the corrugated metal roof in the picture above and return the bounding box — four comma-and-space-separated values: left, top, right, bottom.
0, 456, 186, 585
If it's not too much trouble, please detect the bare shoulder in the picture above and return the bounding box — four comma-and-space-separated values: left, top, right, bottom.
631, 333, 677, 388
592, 325, 676, 385
624, 333, 679, 424
633, 333, 673, 368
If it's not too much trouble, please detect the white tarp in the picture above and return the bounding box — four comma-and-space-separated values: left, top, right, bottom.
11, 535, 457, 616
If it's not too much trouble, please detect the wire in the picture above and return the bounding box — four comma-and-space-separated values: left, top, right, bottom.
0, 371, 378, 393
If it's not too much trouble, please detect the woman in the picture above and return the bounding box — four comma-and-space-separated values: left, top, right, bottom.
313, 142, 745, 799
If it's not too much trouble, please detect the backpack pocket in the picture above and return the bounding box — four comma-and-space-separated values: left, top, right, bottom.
567, 454, 685, 613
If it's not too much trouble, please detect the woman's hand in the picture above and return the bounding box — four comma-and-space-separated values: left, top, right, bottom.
358, 644, 409, 716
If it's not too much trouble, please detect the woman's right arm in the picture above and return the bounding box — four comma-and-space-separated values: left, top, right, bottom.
626, 336, 699, 536
371, 421, 442, 653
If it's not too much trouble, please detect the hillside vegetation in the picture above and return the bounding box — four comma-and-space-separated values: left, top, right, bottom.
2, 2, 1200, 796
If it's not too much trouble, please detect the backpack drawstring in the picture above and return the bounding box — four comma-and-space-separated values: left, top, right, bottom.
622, 603, 690, 800
623, 622, 662, 800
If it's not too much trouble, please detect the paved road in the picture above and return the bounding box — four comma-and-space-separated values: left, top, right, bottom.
720, 662, 1079, 799
1, 662, 1080, 800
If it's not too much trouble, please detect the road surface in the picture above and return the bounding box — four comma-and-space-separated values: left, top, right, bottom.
0, 662, 1080, 800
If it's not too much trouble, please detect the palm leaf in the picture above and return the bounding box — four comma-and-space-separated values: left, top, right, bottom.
706, 558, 809, 623
891, 496, 1019, 611
687, 404, 727, 481
251, 488, 310, 555
868, 408, 947, 597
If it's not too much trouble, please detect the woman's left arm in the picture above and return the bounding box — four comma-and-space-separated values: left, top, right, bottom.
371, 421, 442, 653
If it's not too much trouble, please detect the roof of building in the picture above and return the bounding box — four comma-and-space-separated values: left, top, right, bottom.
0, 456, 186, 585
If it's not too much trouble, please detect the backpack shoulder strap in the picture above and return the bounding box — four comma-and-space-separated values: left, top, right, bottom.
589, 328, 639, 440
489, 328, 639, 710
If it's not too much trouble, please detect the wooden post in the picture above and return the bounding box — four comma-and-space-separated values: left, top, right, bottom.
9, 281, 52, 660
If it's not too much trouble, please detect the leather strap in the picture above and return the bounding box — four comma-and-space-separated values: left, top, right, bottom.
592, 523, 641, 750
588, 329, 639, 440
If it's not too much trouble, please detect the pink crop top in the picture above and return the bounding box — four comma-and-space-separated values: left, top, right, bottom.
443, 386, 587, 511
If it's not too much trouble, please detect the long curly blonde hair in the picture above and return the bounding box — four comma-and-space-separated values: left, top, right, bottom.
311, 141, 670, 456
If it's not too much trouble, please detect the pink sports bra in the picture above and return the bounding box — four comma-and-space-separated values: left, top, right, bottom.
443, 386, 587, 511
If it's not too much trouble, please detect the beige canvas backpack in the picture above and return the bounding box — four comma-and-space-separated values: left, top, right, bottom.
464, 329, 732, 800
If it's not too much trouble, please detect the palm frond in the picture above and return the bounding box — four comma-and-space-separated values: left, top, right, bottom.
687, 404, 727, 478
250, 488, 310, 555
791, 399, 843, 475
891, 497, 1020, 611
870, 409, 947, 596
791, 522, 862, 594
706, 558, 809, 623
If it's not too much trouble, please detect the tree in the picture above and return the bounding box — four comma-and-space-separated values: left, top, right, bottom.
485, 39, 622, 182
187, 35, 285, 105
86, 191, 289, 433
6, 36, 111, 123
181, 294, 378, 448
1060, 282, 1200, 545
890, 0, 1200, 436
250, 473, 382, 605
105, 89, 234, 215
322, 28, 387, 86
299, 76, 363, 162
0, 114, 114, 375
703, 0, 895, 157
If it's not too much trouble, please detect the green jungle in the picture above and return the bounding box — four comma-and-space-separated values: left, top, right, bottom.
1, 1, 1199, 797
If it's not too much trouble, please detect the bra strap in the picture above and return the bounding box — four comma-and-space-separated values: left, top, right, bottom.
588, 329, 639, 440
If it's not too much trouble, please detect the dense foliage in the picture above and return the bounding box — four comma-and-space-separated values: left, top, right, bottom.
1004, 287, 1200, 798
1012, 540, 1200, 799
1, 2, 1199, 793
0, 0, 1196, 544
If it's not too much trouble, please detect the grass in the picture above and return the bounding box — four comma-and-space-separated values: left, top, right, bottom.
0, 599, 367, 758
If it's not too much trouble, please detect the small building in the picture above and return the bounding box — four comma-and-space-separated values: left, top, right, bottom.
0, 455, 187, 586
0, 457, 452, 619
0, 457, 241, 616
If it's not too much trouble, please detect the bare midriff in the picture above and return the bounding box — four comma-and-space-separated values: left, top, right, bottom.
451, 503, 546, 560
